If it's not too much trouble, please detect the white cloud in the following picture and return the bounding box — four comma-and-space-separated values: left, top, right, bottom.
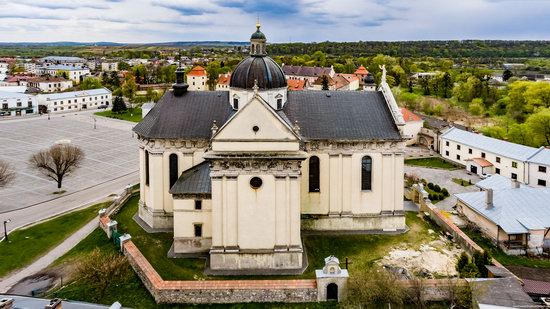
0, 0, 548, 42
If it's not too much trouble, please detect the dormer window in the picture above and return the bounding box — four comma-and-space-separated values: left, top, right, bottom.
277, 98, 282, 110
233, 98, 239, 109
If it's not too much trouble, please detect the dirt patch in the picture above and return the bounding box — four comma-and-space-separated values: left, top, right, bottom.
379, 237, 462, 278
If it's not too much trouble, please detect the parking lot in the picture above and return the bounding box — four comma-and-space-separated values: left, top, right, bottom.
0, 113, 138, 212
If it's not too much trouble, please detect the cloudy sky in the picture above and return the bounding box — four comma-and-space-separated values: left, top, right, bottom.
0, 0, 549, 43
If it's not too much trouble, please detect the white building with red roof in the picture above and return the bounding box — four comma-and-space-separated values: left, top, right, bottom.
400, 107, 423, 145
216, 73, 231, 91
186, 65, 208, 91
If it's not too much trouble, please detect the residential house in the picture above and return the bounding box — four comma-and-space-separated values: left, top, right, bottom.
287, 79, 307, 91
101, 62, 118, 72
216, 73, 231, 91
400, 108, 423, 146
526, 147, 550, 187
456, 177, 550, 255
37, 56, 86, 68
28, 77, 73, 93
36, 65, 90, 83
282, 64, 335, 84
186, 65, 208, 91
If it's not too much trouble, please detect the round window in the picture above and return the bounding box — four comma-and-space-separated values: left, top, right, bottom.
252, 125, 259, 133
250, 177, 263, 189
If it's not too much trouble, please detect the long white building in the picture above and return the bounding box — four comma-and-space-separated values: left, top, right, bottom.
38, 56, 86, 67
37, 88, 112, 113
440, 127, 550, 187
36, 65, 90, 83
0, 91, 37, 116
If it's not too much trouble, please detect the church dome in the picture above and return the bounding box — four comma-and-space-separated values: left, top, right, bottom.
230, 55, 287, 89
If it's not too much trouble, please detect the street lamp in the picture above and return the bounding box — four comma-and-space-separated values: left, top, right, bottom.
3, 219, 11, 242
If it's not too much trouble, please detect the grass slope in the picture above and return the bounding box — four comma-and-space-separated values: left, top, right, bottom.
0, 201, 110, 277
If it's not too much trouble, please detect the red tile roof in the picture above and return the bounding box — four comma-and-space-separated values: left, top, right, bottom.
217, 73, 231, 86
287, 79, 306, 91
400, 107, 422, 122
470, 157, 493, 168
337, 73, 359, 83
187, 65, 207, 76
355, 65, 369, 75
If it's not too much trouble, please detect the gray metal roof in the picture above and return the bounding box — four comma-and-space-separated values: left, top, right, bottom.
169, 161, 211, 195
133, 90, 402, 141
283, 91, 401, 141
441, 127, 537, 161
527, 147, 550, 166
133, 91, 234, 139
475, 174, 525, 191
473, 277, 537, 307
455, 187, 550, 234
38, 88, 111, 101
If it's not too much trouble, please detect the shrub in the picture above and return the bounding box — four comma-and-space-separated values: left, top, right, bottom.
74, 248, 132, 301
342, 269, 405, 308
428, 193, 434, 201
434, 184, 441, 192
473, 250, 491, 277
428, 182, 434, 190
442, 188, 449, 197
438, 193, 445, 200
469, 179, 472, 185
456, 252, 469, 272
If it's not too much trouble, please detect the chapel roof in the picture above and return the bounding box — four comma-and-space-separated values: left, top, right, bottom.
170, 161, 211, 195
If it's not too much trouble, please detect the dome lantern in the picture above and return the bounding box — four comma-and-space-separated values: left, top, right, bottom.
250, 18, 267, 56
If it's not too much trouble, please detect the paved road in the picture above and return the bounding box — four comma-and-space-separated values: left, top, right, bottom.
0, 216, 100, 293
405, 165, 480, 211
0, 171, 138, 234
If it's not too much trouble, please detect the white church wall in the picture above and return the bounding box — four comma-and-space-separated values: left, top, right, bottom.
173, 198, 212, 253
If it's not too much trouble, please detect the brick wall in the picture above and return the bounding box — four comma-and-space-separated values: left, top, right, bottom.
123, 241, 318, 304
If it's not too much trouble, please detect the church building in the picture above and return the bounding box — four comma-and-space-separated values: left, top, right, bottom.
133, 22, 407, 274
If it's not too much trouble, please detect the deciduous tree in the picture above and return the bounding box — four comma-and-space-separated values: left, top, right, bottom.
29, 144, 84, 189
0, 160, 15, 188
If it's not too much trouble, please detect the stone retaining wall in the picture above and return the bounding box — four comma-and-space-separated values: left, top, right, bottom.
410, 184, 503, 268
123, 240, 318, 304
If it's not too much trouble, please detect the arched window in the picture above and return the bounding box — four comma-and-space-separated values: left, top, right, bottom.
309, 156, 320, 192
256, 45, 260, 54
169, 153, 178, 188
145, 150, 150, 186
361, 156, 372, 190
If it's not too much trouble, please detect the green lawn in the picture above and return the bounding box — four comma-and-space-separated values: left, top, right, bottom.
0, 201, 110, 277
94, 108, 142, 123
462, 227, 550, 269
405, 157, 458, 170
47, 196, 441, 308
452, 178, 473, 187
101, 195, 438, 280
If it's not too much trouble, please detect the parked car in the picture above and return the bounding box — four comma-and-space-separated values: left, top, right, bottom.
98, 105, 108, 109
480, 173, 492, 179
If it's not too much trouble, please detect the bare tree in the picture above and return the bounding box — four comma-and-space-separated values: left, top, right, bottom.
0, 160, 15, 188
29, 144, 84, 189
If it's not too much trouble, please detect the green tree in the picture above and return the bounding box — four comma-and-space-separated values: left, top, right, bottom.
526, 107, 550, 146
122, 74, 138, 103
502, 69, 513, 81
206, 61, 221, 90
111, 96, 127, 113
80, 77, 102, 90
321, 75, 329, 90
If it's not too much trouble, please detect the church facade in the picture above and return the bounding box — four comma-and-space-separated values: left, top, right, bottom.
133, 23, 407, 273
